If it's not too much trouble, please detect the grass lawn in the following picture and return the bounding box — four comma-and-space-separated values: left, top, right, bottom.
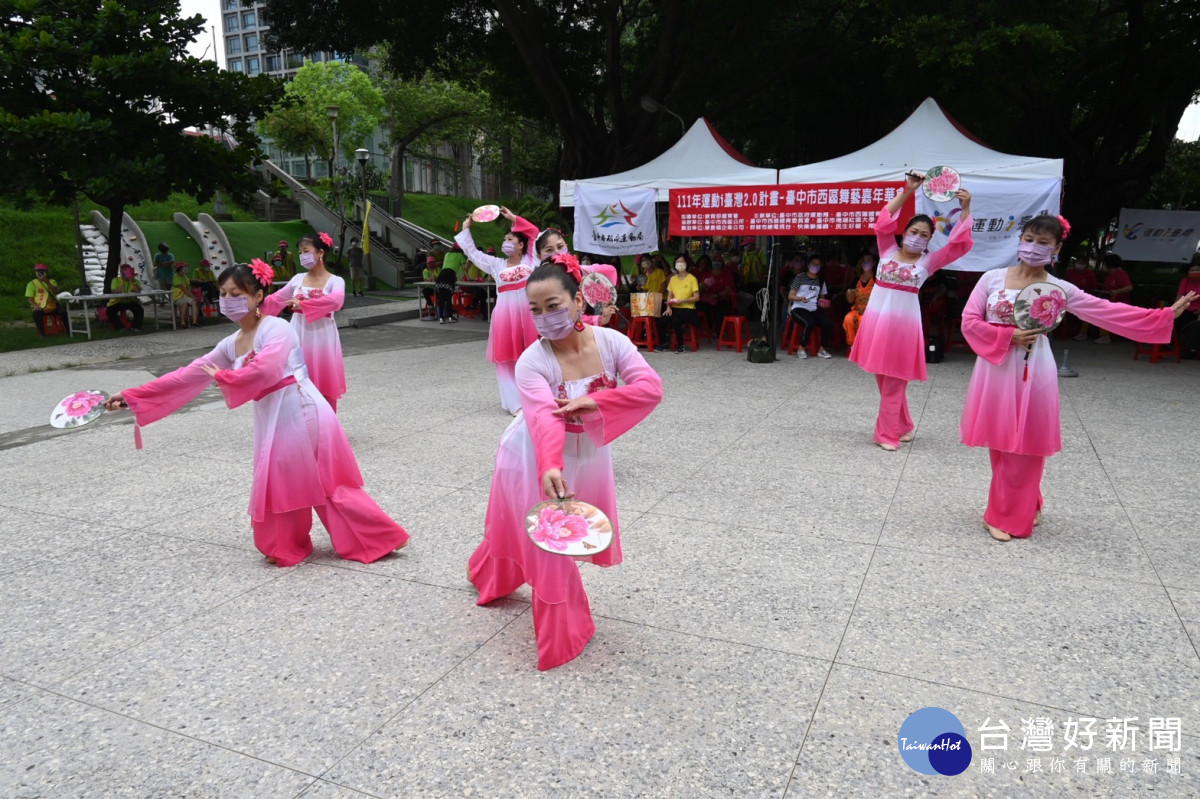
221, 221, 316, 264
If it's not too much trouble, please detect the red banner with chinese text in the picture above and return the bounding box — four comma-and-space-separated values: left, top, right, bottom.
668, 183, 915, 236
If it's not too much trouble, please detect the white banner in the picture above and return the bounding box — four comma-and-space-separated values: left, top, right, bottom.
1112, 208, 1200, 263
917, 178, 1062, 272
573, 185, 658, 256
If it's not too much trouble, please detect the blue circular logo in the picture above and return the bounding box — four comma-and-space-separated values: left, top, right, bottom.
898, 707, 973, 776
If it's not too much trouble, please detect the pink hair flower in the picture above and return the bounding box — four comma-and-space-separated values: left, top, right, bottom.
249, 258, 275, 287
1057, 215, 1071, 240
551, 252, 582, 283
318, 231, 333, 248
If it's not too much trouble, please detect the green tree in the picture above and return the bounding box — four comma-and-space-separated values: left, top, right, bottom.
376, 69, 486, 200
260, 60, 383, 180
0, 0, 282, 291
1141, 139, 1200, 210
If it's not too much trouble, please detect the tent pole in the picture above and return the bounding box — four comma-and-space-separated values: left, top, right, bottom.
767, 239, 781, 357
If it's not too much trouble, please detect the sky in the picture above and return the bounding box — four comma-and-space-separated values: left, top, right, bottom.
176, 0, 1200, 143
180, 0, 223, 66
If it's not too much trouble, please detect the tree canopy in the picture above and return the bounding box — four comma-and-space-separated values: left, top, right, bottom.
261, 0, 1200, 244
0, 0, 282, 289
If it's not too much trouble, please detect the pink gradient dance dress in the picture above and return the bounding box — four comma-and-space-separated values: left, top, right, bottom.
468, 326, 663, 670
959, 268, 1174, 537
121, 316, 408, 565
261, 273, 346, 410
454, 228, 540, 413
849, 205, 974, 447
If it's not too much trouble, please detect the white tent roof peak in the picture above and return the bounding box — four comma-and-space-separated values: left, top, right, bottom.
559, 118, 777, 206
778, 97, 1062, 183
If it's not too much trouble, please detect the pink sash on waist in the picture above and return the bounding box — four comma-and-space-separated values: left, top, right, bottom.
253, 375, 298, 402
875, 280, 919, 294
498, 281, 527, 293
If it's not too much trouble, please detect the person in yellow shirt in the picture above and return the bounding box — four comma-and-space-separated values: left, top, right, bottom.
192, 258, 218, 306
654, 256, 701, 353
171, 262, 200, 328
271, 241, 296, 282
107, 264, 145, 332
26, 263, 69, 336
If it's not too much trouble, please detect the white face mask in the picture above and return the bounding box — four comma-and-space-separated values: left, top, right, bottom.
674, 263, 686, 272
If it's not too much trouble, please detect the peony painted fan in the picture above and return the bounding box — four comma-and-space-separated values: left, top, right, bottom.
471, 204, 501, 223
1013, 282, 1068, 381
920, 165, 961, 202
49, 390, 109, 429
525, 498, 613, 556
1014, 282, 1068, 332
579, 271, 617, 315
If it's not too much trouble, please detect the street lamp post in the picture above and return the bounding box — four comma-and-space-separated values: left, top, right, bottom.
639, 95, 686, 139
356, 148, 376, 290
326, 105, 340, 175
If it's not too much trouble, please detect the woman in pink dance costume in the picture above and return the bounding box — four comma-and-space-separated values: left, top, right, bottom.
468, 256, 663, 671
960, 215, 1197, 541
455, 208, 541, 413
106, 261, 409, 566
850, 172, 974, 450
260, 231, 347, 411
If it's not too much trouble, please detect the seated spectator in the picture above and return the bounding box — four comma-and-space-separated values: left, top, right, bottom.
108, 264, 145, 332
171, 262, 200, 328
421, 256, 439, 312
435, 259, 458, 324
1177, 260, 1200, 357
788, 255, 834, 359
275, 240, 298, 282
653, 256, 700, 353
843, 255, 876, 346
192, 259, 218, 305
698, 254, 737, 333
1095, 252, 1132, 343
26, 263, 69, 336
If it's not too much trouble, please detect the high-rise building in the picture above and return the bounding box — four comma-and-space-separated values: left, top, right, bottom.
219, 0, 357, 80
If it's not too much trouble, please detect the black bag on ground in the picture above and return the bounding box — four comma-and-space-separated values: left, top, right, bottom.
747, 337, 776, 363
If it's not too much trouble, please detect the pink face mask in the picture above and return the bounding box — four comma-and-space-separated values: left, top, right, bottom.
533, 306, 576, 340
501, 240, 517, 256
299, 252, 317, 270
902, 234, 927, 254
219, 296, 250, 321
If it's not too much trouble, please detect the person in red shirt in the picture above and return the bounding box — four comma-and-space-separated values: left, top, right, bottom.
1095, 252, 1132, 343
1065, 257, 1099, 340
697, 255, 737, 333
1177, 260, 1200, 356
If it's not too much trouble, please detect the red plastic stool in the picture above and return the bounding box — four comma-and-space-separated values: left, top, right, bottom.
784, 317, 822, 355
666, 324, 700, 352
628, 316, 659, 350
717, 315, 748, 352
1134, 303, 1181, 363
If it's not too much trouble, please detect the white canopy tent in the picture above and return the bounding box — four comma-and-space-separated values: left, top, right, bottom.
558, 118, 777, 207
778, 98, 1064, 271
778, 97, 1063, 184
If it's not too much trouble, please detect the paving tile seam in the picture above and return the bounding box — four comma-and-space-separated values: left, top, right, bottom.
304, 558, 503, 598
584, 612, 837, 666
616, 508, 884, 550
293, 778, 385, 799
824, 660, 1200, 743
1067, 389, 1200, 663
10, 683, 324, 785
868, 541, 1168, 589
307, 605, 533, 786
785, 432, 914, 778
12, 563, 308, 694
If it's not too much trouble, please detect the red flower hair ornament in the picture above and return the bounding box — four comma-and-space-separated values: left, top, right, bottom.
318, 231, 333, 248
249, 258, 275, 287
1057, 215, 1071, 240
551, 252, 583, 283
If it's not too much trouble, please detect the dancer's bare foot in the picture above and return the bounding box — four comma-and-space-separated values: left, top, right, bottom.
985, 521, 1012, 542
876, 441, 898, 452
899, 431, 915, 443
1034, 509, 1043, 527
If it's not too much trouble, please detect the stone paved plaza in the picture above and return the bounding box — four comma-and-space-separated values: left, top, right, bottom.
2, 315, 1198, 798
